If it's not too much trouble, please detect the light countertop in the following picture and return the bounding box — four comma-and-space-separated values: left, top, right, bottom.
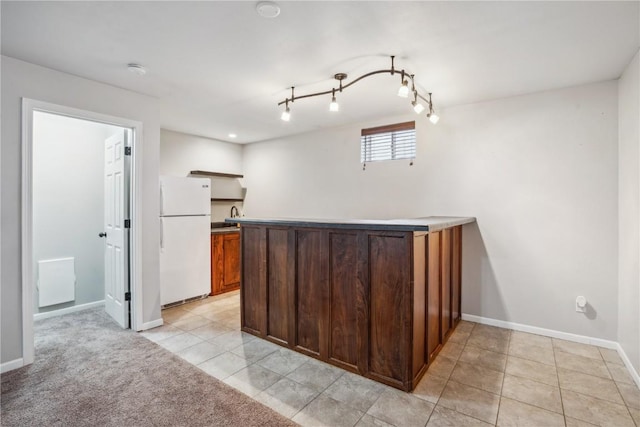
224, 216, 475, 232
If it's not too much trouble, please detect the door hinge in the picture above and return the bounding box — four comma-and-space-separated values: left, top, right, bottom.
124, 146, 132, 156
124, 219, 131, 228
125, 292, 131, 301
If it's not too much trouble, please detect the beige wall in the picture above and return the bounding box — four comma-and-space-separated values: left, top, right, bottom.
159, 129, 243, 177
618, 50, 640, 374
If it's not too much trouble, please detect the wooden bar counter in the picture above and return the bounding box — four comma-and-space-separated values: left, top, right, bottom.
227, 216, 476, 391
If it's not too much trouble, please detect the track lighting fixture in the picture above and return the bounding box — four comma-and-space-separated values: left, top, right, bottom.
426, 92, 439, 124
412, 92, 425, 114
398, 82, 410, 98
329, 88, 339, 112
412, 101, 425, 114
281, 100, 291, 121
397, 71, 410, 98
278, 56, 438, 124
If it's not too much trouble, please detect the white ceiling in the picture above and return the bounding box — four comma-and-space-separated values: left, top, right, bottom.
2, 1, 638, 144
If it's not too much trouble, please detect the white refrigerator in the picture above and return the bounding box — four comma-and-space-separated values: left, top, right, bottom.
159, 176, 211, 306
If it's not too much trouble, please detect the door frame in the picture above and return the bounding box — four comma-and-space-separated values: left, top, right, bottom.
21, 98, 144, 365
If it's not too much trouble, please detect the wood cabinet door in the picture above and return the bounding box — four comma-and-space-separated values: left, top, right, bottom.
295, 229, 324, 356
211, 234, 220, 295
441, 228, 452, 339
241, 226, 267, 335
211, 232, 241, 296
451, 226, 462, 323
267, 228, 290, 343
367, 232, 411, 388
221, 233, 240, 292
427, 231, 442, 361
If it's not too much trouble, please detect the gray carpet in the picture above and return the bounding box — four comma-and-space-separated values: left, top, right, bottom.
1, 308, 296, 426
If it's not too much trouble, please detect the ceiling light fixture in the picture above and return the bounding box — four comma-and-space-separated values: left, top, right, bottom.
127, 63, 147, 76
280, 100, 291, 121
412, 90, 425, 114
278, 56, 438, 124
329, 89, 339, 112
256, 1, 281, 18
397, 71, 410, 98
228, 133, 237, 138
426, 93, 440, 124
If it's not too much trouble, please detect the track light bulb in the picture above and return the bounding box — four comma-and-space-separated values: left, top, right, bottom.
412, 101, 425, 114
281, 106, 291, 122
329, 95, 339, 112
398, 81, 410, 98
428, 113, 440, 124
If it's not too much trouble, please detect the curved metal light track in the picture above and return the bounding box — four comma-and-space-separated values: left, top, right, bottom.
277, 56, 438, 122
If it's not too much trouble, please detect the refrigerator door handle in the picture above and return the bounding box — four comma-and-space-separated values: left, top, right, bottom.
159, 185, 164, 216
160, 217, 164, 250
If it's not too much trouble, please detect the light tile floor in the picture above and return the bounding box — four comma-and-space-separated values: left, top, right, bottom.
141, 292, 640, 427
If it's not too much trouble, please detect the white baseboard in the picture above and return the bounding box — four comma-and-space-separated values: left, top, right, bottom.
462, 313, 640, 388
34, 300, 105, 321
1, 358, 24, 373
461, 313, 618, 348
139, 318, 163, 331
616, 342, 640, 389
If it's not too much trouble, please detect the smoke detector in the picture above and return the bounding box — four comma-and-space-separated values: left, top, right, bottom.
127, 63, 147, 76
256, 2, 280, 18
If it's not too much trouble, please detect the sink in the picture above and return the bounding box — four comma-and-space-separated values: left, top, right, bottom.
211, 222, 237, 229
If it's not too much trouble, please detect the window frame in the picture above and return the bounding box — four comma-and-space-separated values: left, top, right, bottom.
360, 121, 416, 164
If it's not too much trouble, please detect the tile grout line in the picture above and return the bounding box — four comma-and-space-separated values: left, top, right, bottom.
500, 361, 568, 416
286, 368, 347, 422
442, 323, 511, 425
423, 323, 470, 427
498, 333, 570, 417
553, 346, 638, 426
505, 337, 633, 409
494, 328, 512, 427
603, 348, 639, 426
552, 339, 570, 427
361, 391, 388, 426
350, 406, 367, 427
552, 348, 638, 412
429, 322, 506, 427
159, 300, 273, 384
453, 325, 507, 426
289, 392, 322, 424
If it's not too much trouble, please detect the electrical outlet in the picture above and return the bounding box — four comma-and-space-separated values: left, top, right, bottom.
575, 296, 587, 313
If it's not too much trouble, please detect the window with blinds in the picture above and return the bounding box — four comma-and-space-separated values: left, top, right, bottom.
360, 121, 416, 165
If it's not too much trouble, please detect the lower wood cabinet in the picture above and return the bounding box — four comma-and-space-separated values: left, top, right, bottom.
211, 232, 241, 296
239, 225, 463, 391
425, 227, 462, 362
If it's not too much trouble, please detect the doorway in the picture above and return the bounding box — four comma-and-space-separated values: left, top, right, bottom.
21, 98, 144, 365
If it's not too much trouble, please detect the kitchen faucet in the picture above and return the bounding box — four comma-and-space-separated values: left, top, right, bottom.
230, 205, 239, 218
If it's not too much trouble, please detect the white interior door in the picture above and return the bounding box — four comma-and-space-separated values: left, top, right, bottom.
104, 129, 129, 328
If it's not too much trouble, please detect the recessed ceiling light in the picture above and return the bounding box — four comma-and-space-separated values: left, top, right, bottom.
256, 1, 280, 18
228, 133, 237, 138
127, 63, 147, 76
